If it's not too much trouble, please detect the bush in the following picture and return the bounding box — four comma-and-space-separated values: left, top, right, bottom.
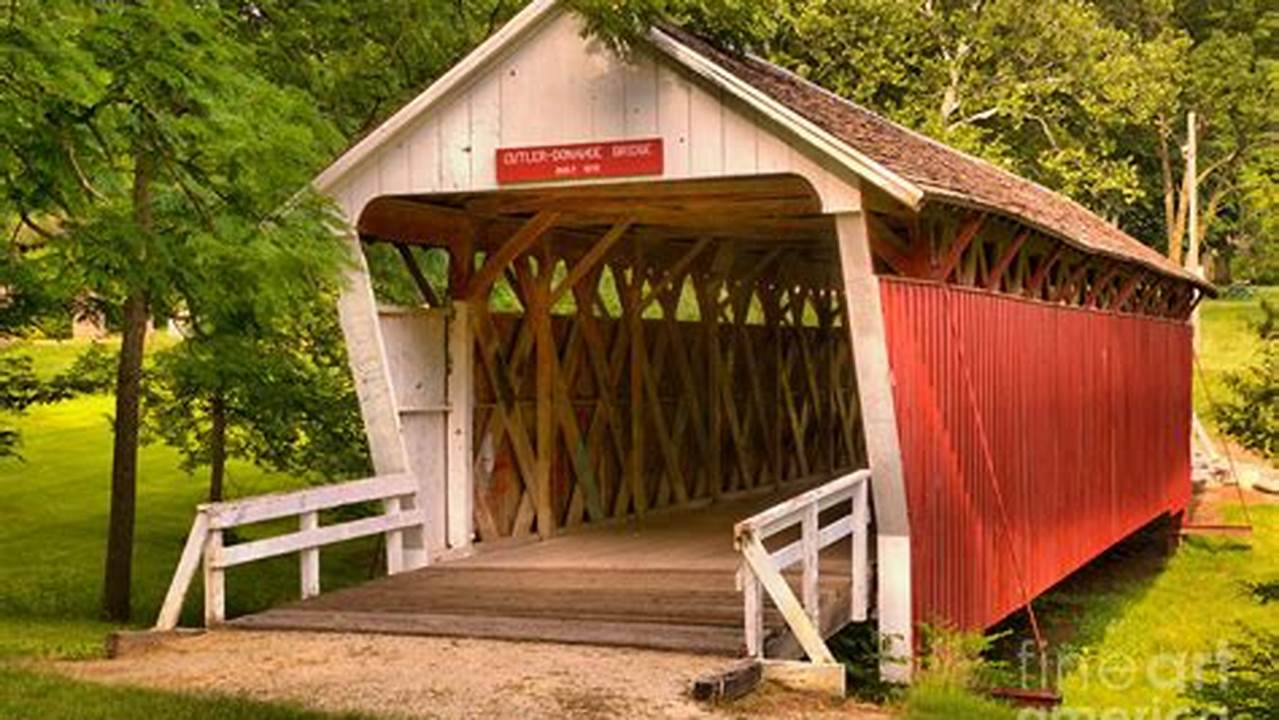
1216, 301, 1279, 460
1183, 627, 1278, 719
48, 343, 116, 397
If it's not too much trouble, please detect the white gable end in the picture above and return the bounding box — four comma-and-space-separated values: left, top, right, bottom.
321, 4, 865, 222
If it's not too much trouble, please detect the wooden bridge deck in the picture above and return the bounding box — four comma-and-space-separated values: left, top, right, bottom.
230, 490, 855, 656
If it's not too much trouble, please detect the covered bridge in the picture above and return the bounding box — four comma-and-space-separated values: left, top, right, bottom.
157, 0, 1209, 684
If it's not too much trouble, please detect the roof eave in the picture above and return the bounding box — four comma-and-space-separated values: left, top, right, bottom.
647, 27, 925, 211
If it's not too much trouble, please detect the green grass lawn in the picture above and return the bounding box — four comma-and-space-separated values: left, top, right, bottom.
0, 666, 379, 720
1194, 286, 1278, 422
1040, 507, 1279, 713
0, 339, 383, 717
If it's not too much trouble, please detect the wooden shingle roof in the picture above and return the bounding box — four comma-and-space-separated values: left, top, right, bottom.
655, 25, 1207, 289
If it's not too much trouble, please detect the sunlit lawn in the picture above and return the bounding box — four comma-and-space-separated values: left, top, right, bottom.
0, 339, 378, 661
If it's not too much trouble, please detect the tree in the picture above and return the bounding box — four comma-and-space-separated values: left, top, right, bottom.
143, 298, 370, 503
1, 1, 344, 621
233, 0, 521, 138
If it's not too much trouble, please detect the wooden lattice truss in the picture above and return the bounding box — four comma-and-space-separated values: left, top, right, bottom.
357, 176, 1199, 540
865, 207, 1202, 321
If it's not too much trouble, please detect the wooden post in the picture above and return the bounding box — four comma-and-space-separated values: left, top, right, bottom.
834, 210, 913, 682
335, 228, 416, 572
627, 257, 648, 518
154, 510, 210, 630
851, 480, 869, 621
742, 563, 765, 657
533, 254, 557, 538
300, 511, 320, 599
203, 528, 225, 626
384, 495, 405, 574
446, 302, 474, 549
802, 503, 820, 625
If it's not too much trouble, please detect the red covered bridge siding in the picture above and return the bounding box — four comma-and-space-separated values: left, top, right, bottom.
881, 279, 1193, 630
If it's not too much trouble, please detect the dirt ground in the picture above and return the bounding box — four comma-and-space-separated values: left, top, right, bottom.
57, 630, 890, 720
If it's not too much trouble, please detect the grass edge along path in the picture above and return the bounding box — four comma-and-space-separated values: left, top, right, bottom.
0, 666, 383, 720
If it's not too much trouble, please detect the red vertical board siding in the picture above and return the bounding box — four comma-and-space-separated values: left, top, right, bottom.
880, 279, 1192, 630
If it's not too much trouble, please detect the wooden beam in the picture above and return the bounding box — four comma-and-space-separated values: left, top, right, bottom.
1025, 245, 1063, 298
531, 254, 557, 539
466, 210, 560, 302
985, 230, 1029, 291
1109, 271, 1144, 312
548, 217, 634, 306
639, 237, 714, 310
934, 213, 984, 281
1084, 265, 1120, 307
395, 243, 442, 307
833, 211, 912, 682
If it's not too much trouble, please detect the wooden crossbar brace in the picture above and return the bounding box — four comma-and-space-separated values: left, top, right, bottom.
466, 210, 560, 302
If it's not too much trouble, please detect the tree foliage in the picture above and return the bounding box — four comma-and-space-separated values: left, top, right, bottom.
1216, 300, 1279, 460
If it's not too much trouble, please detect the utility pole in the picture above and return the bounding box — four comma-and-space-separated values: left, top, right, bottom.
1186, 111, 1203, 351
1185, 110, 1217, 464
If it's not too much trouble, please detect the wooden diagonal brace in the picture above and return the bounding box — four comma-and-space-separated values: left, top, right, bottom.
740, 533, 835, 664
466, 210, 560, 302
549, 217, 634, 307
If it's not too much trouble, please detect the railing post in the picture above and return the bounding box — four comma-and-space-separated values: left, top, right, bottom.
384, 496, 405, 574
300, 511, 320, 599
802, 502, 820, 625
742, 558, 765, 657
203, 528, 225, 626
851, 479, 870, 621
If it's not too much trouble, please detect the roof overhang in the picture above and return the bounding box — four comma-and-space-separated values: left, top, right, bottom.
647, 27, 925, 211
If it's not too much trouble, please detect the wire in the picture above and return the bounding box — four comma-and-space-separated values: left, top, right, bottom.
941, 301, 1052, 688
1192, 352, 1254, 529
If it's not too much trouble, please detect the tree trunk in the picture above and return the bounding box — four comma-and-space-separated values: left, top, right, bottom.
102, 290, 147, 622
208, 392, 226, 503
102, 150, 152, 623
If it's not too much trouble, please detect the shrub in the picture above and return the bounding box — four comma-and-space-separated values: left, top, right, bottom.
1183, 627, 1278, 719
1216, 301, 1279, 460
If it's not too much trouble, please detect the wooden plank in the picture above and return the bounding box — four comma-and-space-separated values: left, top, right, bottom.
154, 511, 210, 630
801, 504, 819, 625
851, 481, 870, 622
834, 210, 912, 682
986, 230, 1029, 291
549, 218, 634, 306
396, 243, 442, 307
300, 511, 320, 599
690, 659, 763, 703
740, 534, 834, 663
335, 233, 411, 481
231, 609, 744, 656
446, 302, 474, 549
217, 509, 428, 569
770, 514, 855, 570
742, 564, 764, 657
735, 470, 867, 537
384, 496, 405, 574
205, 474, 416, 529
532, 255, 557, 539
934, 212, 984, 281
466, 210, 560, 302
203, 529, 225, 626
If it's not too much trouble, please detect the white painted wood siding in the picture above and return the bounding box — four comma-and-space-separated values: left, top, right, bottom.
330, 9, 857, 221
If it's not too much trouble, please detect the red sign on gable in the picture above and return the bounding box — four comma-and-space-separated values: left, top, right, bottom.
496, 138, 663, 184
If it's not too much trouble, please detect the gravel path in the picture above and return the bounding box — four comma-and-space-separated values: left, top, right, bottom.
57, 630, 889, 719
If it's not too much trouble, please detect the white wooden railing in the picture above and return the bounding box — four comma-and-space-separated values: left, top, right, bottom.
735, 469, 871, 663
154, 473, 425, 630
